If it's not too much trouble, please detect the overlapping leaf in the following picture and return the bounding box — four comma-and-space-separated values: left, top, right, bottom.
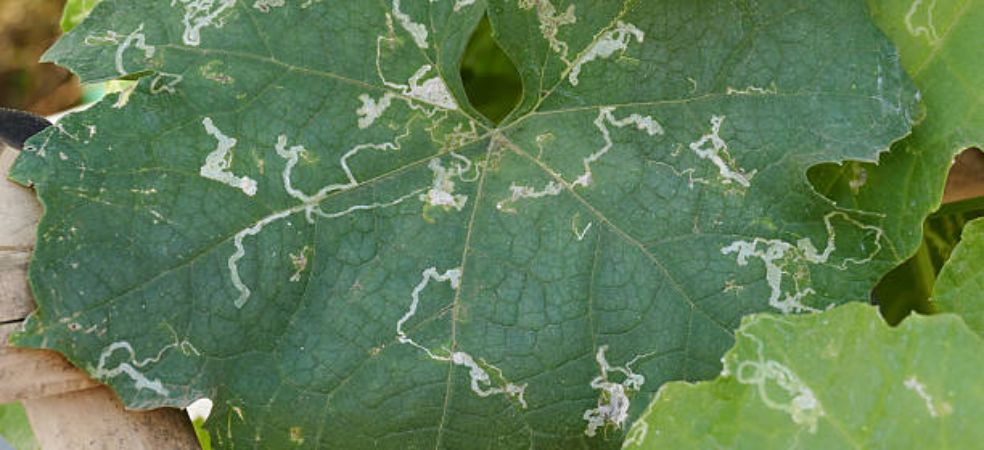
9, 1, 922, 447
934, 218, 984, 335
624, 303, 984, 449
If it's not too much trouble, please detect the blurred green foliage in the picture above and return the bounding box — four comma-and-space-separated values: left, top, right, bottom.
0, 403, 38, 450
0, 0, 78, 115
460, 16, 521, 124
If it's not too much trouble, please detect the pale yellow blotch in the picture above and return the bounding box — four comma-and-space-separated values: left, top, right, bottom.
289, 246, 312, 282
200, 60, 235, 84
848, 163, 868, 193
289, 426, 304, 445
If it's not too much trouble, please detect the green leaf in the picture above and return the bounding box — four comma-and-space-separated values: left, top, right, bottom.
193, 417, 213, 450
0, 403, 39, 450
874, 195, 984, 324
934, 218, 984, 335
10, 1, 920, 447
808, 0, 984, 320
625, 303, 984, 449
60, 0, 102, 32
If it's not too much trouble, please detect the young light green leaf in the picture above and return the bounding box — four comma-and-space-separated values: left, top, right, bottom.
60, 0, 102, 32
934, 218, 984, 335
625, 303, 984, 449
0, 403, 39, 450
9, 1, 919, 447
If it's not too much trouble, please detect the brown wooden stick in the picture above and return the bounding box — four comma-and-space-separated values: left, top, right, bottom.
23, 387, 200, 450
0, 322, 99, 403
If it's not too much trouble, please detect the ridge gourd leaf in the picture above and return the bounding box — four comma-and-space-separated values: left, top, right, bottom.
934, 218, 984, 335
624, 304, 984, 449
9, 0, 920, 447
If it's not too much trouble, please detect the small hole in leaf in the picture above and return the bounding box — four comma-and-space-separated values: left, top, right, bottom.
460, 16, 522, 125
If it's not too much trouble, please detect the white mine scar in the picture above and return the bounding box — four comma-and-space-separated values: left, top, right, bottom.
519, 0, 577, 63
621, 397, 659, 448
275, 135, 345, 216
905, 0, 941, 45
199, 117, 258, 196
88, 336, 195, 397
442, 121, 480, 152
114, 24, 155, 76
688, 116, 755, 188
572, 216, 593, 241
452, 0, 477, 12
229, 210, 291, 309
574, 107, 664, 188
91, 342, 168, 396
356, 92, 396, 129
736, 331, 824, 432
583, 346, 646, 437
356, 81, 462, 130
904, 376, 953, 418
228, 132, 423, 308
253, 0, 285, 12
375, 15, 459, 112
392, 0, 428, 48
403, 65, 459, 110
569, 21, 644, 86
720, 212, 884, 314
397, 267, 528, 407
276, 134, 421, 222
421, 153, 476, 210
451, 351, 527, 407
496, 181, 563, 213
725, 84, 778, 95
396, 267, 462, 356
229, 193, 422, 309
378, 62, 458, 111
171, 0, 236, 47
